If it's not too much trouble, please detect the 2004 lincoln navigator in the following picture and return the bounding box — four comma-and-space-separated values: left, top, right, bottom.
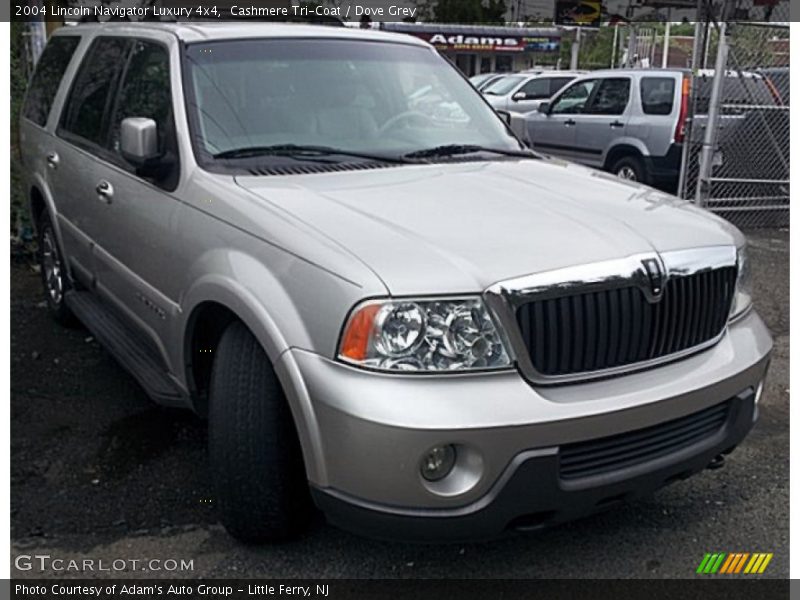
20, 22, 771, 542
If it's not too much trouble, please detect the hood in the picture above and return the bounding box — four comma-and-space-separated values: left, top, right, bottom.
235, 158, 741, 295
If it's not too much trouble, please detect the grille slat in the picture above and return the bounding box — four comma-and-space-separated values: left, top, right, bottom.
516, 267, 737, 378
560, 401, 731, 480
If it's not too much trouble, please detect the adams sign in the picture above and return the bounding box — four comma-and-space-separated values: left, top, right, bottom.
424, 33, 559, 52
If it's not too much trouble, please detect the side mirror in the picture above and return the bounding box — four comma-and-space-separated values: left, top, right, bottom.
120, 117, 160, 167
495, 109, 512, 125
537, 102, 550, 114
512, 91, 527, 102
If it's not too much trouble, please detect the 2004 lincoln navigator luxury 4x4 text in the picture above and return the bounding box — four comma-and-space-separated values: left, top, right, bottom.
20, 23, 772, 542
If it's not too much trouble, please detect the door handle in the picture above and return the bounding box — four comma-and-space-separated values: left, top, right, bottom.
46, 152, 59, 169
96, 180, 114, 203
564, 119, 576, 126
610, 120, 625, 128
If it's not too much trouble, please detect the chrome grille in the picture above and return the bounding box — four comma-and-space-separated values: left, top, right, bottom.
515, 267, 737, 377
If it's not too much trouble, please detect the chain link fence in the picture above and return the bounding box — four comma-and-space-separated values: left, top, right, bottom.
679, 18, 789, 228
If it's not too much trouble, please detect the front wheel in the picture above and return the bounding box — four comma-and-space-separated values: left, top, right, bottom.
611, 155, 647, 184
209, 321, 311, 542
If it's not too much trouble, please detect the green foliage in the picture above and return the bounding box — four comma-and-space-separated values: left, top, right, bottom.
559, 27, 621, 70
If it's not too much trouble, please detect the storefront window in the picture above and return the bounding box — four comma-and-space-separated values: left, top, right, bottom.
495, 55, 512, 72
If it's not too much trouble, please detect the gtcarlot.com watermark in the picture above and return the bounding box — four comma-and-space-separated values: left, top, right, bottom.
14, 554, 194, 573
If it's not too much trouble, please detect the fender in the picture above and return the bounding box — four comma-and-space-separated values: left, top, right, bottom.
178, 252, 330, 485
604, 138, 651, 166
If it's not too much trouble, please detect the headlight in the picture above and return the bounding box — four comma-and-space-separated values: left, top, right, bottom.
338, 297, 511, 372
730, 246, 753, 320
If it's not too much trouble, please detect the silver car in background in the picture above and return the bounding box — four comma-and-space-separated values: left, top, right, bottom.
20, 23, 771, 544
483, 71, 583, 114
525, 69, 689, 186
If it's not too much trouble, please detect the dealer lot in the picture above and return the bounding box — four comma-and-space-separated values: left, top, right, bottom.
10, 231, 788, 579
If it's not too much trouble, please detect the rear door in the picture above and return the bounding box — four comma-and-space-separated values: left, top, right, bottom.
18, 34, 83, 267
572, 77, 632, 167
527, 78, 598, 161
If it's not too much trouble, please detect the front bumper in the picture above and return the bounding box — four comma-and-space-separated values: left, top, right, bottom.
312, 388, 756, 541
276, 309, 771, 541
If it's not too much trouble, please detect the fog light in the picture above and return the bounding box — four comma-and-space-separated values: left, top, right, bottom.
420, 445, 456, 481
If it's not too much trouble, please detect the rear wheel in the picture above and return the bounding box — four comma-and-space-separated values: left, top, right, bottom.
611, 155, 647, 184
209, 321, 310, 542
38, 212, 77, 326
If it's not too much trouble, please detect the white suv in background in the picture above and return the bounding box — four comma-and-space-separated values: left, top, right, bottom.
482, 71, 584, 114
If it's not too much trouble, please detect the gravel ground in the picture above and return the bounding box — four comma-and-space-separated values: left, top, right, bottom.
10, 230, 788, 579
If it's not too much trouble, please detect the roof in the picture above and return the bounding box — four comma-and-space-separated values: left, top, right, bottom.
59, 21, 429, 46
381, 22, 561, 38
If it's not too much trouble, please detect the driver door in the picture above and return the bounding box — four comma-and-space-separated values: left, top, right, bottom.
509, 77, 552, 114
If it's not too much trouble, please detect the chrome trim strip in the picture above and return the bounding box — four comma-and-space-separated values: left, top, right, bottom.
483, 246, 738, 385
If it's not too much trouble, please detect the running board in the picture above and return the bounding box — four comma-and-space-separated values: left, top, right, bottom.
65, 290, 185, 406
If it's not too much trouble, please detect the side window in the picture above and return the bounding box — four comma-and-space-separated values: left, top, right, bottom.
518, 78, 550, 100
60, 37, 130, 145
640, 77, 675, 115
550, 79, 596, 114
585, 78, 631, 115
549, 77, 576, 96
23, 36, 81, 127
108, 40, 173, 155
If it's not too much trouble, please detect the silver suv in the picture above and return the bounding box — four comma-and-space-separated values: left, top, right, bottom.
525, 69, 690, 187
21, 23, 772, 543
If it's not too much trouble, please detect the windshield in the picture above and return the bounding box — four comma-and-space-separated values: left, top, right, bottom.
182, 39, 521, 167
482, 75, 525, 95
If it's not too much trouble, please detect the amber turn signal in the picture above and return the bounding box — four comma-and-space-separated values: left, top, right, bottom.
339, 303, 380, 361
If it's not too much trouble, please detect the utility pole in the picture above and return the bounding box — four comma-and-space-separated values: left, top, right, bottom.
695, 22, 728, 207
626, 24, 637, 68
662, 9, 671, 68
611, 25, 619, 68
570, 27, 582, 70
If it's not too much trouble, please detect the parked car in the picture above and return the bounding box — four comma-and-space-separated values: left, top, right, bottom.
21, 24, 771, 543
757, 66, 789, 105
483, 71, 583, 114
525, 68, 782, 189
468, 72, 506, 91
525, 69, 690, 186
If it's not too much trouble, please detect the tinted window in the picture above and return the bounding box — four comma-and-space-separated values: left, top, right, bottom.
518, 78, 551, 99
60, 37, 130, 145
109, 40, 172, 155
551, 79, 596, 114
641, 77, 675, 115
23, 36, 80, 126
585, 78, 630, 115
549, 76, 575, 96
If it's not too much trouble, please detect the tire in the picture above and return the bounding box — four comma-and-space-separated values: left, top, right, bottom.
611, 155, 648, 184
38, 211, 77, 327
209, 321, 310, 542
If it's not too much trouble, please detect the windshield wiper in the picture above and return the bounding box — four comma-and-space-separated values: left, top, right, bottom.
213, 144, 411, 163
403, 144, 539, 160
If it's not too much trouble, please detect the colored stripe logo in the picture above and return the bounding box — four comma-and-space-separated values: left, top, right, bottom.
696, 552, 773, 574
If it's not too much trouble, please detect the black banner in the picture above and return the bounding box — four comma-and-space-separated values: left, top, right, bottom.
7, 579, 792, 600
5, 0, 796, 23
